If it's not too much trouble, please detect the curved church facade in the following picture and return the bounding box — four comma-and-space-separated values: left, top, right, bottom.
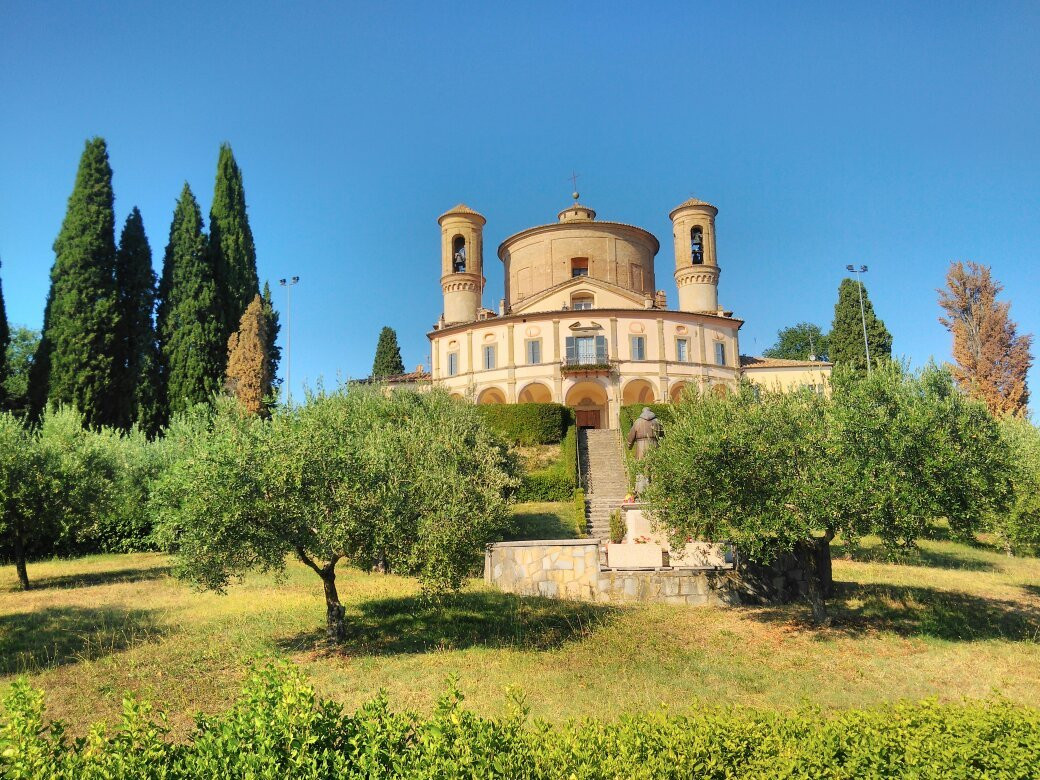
426, 196, 829, 429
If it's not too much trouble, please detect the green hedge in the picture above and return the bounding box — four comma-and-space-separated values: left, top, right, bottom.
516, 425, 577, 501
4, 665, 1039, 778
476, 403, 573, 445
573, 488, 587, 537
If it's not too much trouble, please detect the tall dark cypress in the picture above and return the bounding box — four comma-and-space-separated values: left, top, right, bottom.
29, 138, 122, 426
210, 143, 259, 347
372, 327, 405, 378
0, 258, 9, 408
157, 184, 224, 415
260, 281, 282, 405
114, 208, 161, 432
829, 277, 893, 372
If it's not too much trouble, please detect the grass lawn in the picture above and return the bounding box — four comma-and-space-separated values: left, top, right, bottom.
1, 504, 1039, 736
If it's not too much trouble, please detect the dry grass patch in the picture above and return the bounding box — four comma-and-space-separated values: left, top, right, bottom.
1, 519, 1038, 736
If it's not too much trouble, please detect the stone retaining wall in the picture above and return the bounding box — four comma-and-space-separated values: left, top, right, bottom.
485, 539, 820, 607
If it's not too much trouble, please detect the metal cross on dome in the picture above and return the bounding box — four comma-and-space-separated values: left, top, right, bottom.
569, 171, 580, 200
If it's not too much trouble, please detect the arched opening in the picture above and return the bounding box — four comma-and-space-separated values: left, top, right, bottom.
517, 382, 553, 403
622, 379, 656, 405
449, 392, 465, 401
476, 387, 506, 405
691, 226, 704, 265
571, 293, 594, 311
565, 381, 609, 429
669, 381, 691, 403
452, 235, 467, 273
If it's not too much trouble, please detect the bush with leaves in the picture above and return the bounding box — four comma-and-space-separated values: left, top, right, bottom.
644, 362, 1012, 623
994, 416, 1040, 554
153, 388, 518, 641
2, 664, 1039, 778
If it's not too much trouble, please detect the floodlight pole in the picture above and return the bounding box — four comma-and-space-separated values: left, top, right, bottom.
845, 264, 871, 375
278, 276, 300, 404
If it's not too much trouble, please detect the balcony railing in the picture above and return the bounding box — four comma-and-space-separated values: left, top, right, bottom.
561, 357, 618, 375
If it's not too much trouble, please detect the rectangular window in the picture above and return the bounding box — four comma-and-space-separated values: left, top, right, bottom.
676, 338, 689, 362
571, 257, 589, 277
447, 352, 459, 376
482, 345, 497, 370
630, 335, 647, 361
526, 339, 542, 365
714, 341, 726, 366
565, 335, 608, 365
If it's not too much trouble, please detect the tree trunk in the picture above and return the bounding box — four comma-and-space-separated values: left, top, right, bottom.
13, 535, 29, 590
320, 566, 346, 643
803, 535, 832, 626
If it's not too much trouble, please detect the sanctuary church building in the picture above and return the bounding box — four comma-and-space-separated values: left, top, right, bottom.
425, 195, 829, 429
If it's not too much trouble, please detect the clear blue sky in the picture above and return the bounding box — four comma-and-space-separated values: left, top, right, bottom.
2, 2, 1038, 405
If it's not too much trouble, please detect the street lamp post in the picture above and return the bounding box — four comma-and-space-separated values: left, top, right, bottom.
278, 276, 300, 404
845, 264, 871, 375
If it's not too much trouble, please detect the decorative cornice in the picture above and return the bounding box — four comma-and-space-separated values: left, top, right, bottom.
674, 266, 721, 286
441, 273, 482, 293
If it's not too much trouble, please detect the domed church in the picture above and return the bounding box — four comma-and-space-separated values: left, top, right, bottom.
426, 195, 829, 429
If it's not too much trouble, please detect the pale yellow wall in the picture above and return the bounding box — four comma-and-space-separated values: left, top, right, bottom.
742, 365, 831, 393
429, 309, 742, 426
513, 279, 647, 315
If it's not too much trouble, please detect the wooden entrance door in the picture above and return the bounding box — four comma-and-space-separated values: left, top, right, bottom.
576, 409, 601, 429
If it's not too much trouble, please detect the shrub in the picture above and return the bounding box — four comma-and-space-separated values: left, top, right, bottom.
609, 508, 626, 543
572, 488, 586, 537
2, 665, 1039, 778
516, 425, 577, 501
476, 403, 572, 445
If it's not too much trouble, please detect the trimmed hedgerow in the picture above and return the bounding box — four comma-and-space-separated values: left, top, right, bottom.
476, 403, 573, 445
516, 425, 577, 501
3, 664, 1039, 778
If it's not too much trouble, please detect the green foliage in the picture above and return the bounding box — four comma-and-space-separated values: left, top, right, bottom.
644, 363, 1012, 620
157, 183, 224, 417
573, 489, 586, 537
829, 277, 892, 371
763, 321, 830, 361
0, 407, 121, 587
371, 325, 405, 378
476, 402, 573, 445
609, 508, 626, 544
209, 143, 258, 340
260, 281, 281, 407
2, 327, 38, 418
3, 664, 1039, 778
30, 138, 122, 427
114, 207, 162, 434
994, 416, 1040, 553
152, 388, 518, 638
515, 424, 577, 501
0, 259, 8, 410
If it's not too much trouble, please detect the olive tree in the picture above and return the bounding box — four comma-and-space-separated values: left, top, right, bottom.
0, 407, 117, 589
643, 362, 1011, 624
153, 387, 517, 641
993, 416, 1040, 555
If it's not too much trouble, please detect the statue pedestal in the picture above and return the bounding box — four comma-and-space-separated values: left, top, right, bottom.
605, 503, 732, 569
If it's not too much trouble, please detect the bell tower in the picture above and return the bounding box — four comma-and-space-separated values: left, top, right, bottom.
438, 204, 486, 325
670, 198, 720, 313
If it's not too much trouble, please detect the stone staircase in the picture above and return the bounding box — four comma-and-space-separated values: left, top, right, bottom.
578, 428, 629, 539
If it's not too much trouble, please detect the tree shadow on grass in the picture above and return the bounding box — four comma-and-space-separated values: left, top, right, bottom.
0, 606, 169, 675
16, 564, 172, 593
279, 590, 617, 656
830, 540, 1000, 572
747, 581, 1040, 642
1022, 584, 1040, 599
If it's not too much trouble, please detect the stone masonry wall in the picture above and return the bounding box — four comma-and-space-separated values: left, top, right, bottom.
484, 539, 600, 601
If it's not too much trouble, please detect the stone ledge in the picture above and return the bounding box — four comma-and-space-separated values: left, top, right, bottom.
489, 539, 597, 548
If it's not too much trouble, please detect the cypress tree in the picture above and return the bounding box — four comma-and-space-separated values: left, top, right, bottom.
261, 281, 282, 406
0, 258, 9, 409
29, 137, 122, 426
225, 294, 270, 416
829, 277, 892, 372
114, 208, 162, 432
372, 326, 405, 378
157, 184, 224, 415
209, 143, 258, 345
